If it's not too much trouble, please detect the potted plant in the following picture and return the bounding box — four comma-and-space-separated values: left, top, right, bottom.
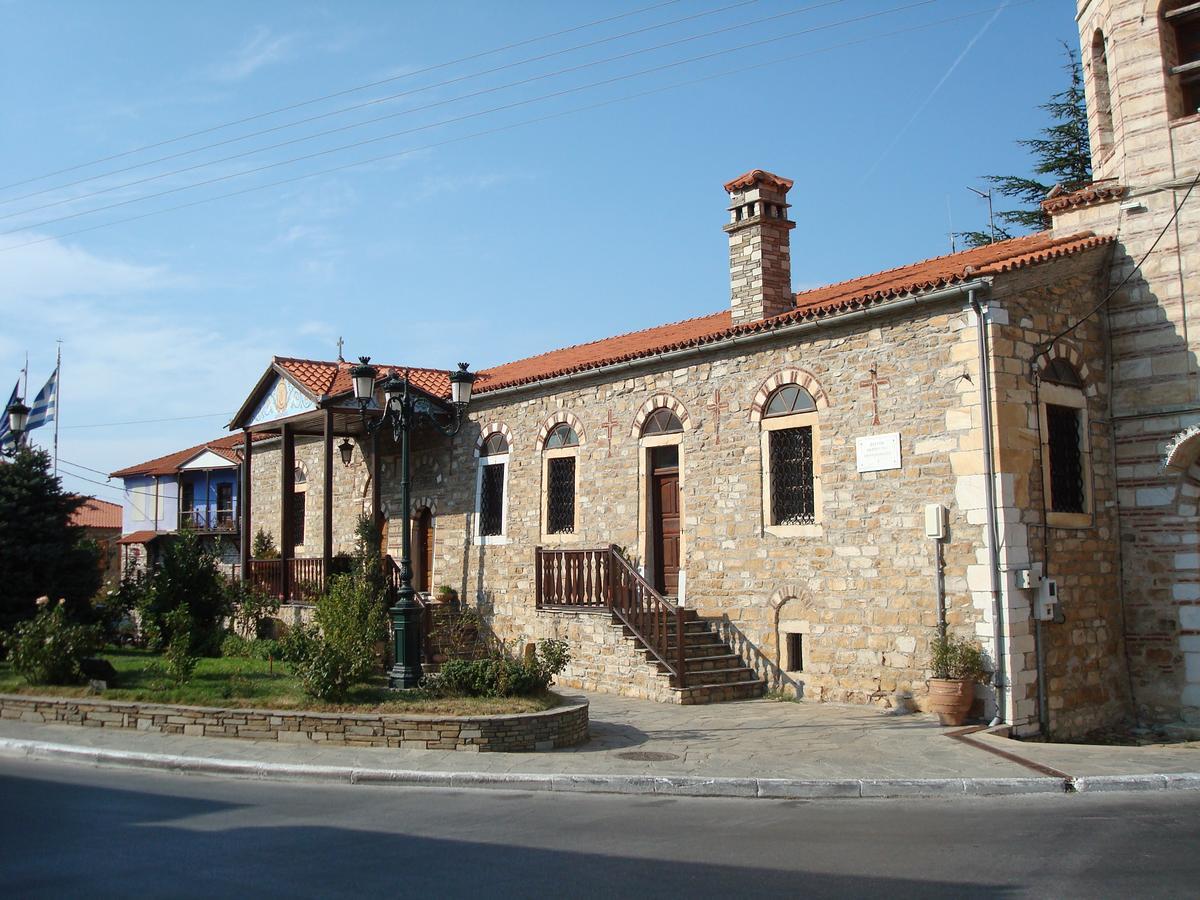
926, 634, 989, 726
432, 584, 457, 606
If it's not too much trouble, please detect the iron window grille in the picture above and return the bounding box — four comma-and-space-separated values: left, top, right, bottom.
479, 462, 505, 536
292, 491, 306, 546
770, 426, 815, 525
1046, 404, 1085, 514
546, 456, 576, 534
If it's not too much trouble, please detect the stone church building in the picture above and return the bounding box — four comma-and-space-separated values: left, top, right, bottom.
229, 0, 1200, 738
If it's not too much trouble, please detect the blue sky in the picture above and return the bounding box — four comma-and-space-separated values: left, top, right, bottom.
0, 0, 1078, 503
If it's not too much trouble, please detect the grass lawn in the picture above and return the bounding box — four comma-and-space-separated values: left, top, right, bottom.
0, 647, 558, 716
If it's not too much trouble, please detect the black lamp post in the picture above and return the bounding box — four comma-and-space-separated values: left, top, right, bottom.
3, 398, 29, 457
351, 357, 476, 688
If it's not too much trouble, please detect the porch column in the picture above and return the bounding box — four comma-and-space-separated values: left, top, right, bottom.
280, 423, 295, 603
371, 428, 383, 537
323, 408, 334, 586
240, 430, 252, 582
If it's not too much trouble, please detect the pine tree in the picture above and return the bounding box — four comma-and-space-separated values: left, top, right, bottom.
962, 45, 1092, 247
0, 448, 101, 630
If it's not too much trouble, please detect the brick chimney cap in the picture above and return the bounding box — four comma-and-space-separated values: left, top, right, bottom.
724, 169, 794, 193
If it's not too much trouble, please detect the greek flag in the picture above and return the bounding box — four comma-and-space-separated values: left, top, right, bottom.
0, 380, 17, 451
26, 367, 57, 433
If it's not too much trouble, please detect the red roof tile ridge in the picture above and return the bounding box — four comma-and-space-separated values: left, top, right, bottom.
476, 310, 730, 378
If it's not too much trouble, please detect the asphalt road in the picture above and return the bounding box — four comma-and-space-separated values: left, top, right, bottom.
2, 758, 1197, 898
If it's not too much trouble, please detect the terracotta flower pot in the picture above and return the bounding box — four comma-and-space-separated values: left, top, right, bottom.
927, 678, 974, 726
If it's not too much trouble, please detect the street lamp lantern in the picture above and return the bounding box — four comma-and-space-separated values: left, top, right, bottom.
449, 362, 476, 407
338, 438, 355, 468
350, 357, 378, 405
352, 357, 476, 688
3, 398, 30, 456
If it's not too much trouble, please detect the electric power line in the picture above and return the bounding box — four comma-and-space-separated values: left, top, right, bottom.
61, 412, 231, 429
0, 0, 690, 194
1, 0, 931, 238
2, 0, 816, 220
0, 0, 1018, 254
0, 0, 761, 210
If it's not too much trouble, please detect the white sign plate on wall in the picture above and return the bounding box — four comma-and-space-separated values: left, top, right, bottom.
856, 432, 901, 473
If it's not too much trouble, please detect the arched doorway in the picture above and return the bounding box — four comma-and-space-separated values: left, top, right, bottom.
412, 507, 434, 595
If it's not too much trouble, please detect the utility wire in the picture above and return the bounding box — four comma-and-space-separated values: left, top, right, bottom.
1, 0, 817, 218
0, 1, 1011, 254
0, 0, 689, 193
61, 412, 231, 429
1037, 167, 1200, 358
0, 0, 760, 209
1, 0, 931, 238
57, 464, 160, 499
58, 457, 118, 477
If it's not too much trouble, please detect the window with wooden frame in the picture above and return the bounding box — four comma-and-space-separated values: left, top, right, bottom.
760, 384, 822, 536
476, 432, 509, 542
216, 482, 234, 528
542, 423, 579, 538
1163, 2, 1200, 119
1039, 359, 1093, 528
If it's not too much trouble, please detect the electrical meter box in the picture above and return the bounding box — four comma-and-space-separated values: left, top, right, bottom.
924, 504, 947, 540
1035, 578, 1059, 622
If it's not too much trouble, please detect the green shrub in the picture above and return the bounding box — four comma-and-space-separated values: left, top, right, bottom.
91, 564, 145, 645
278, 624, 320, 664
292, 640, 357, 701
138, 530, 230, 656
221, 632, 282, 661
930, 634, 989, 682
161, 605, 198, 683
3, 601, 101, 685
251, 528, 280, 559
225, 579, 280, 639
428, 639, 570, 698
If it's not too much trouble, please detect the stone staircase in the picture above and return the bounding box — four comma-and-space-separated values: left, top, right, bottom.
622, 608, 765, 704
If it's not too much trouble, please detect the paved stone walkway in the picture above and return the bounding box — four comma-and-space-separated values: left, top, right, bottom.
1, 691, 1196, 782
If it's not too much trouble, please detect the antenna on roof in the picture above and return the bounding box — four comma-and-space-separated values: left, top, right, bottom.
946, 195, 956, 254
967, 186, 997, 244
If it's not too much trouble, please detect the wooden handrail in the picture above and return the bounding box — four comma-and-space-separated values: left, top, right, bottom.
535, 545, 685, 688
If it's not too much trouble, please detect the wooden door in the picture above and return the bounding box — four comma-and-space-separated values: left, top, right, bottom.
413, 508, 433, 594
652, 465, 680, 597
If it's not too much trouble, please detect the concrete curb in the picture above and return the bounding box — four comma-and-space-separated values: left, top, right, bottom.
2, 737, 1196, 800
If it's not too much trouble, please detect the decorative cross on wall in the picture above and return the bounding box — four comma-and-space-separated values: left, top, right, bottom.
600, 409, 619, 457
860, 364, 890, 426
706, 388, 729, 444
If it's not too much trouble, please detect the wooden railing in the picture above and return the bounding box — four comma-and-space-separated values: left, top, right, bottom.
535, 545, 686, 688
248, 558, 326, 603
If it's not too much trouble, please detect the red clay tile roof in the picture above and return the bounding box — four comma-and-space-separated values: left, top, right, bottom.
723, 169, 794, 193
118, 530, 165, 545
471, 231, 1111, 393
110, 432, 264, 478
71, 496, 122, 530
1042, 181, 1125, 214
264, 230, 1111, 402
274, 357, 452, 401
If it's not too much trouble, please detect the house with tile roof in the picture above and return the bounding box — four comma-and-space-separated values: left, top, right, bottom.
225, 1, 1200, 737
70, 496, 122, 586
109, 433, 255, 574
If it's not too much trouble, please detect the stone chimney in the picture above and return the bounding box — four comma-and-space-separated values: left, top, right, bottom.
723, 169, 795, 324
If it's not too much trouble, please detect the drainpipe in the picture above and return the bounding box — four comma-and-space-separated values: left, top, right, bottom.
970, 290, 1008, 726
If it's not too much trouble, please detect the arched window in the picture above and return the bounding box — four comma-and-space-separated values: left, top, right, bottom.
475, 431, 509, 542
1091, 29, 1115, 152
1163, 2, 1200, 119
543, 423, 579, 449
542, 423, 580, 537
640, 408, 683, 437
1039, 359, 1092, 526
761, 384, 821, 532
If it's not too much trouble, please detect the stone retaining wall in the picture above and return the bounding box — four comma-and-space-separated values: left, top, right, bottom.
0, 693, 588, 753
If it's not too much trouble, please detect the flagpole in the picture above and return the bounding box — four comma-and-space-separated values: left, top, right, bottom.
21, 353, 28, 449
53, 341, 61, 476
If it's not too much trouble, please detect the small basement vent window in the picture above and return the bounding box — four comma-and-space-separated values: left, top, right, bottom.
786, 633, 804, 672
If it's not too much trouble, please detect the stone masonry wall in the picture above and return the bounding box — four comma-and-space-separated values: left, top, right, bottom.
1054, 0, 1200, 723
392, 300, 1004, 715
0, 693, 589, 752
